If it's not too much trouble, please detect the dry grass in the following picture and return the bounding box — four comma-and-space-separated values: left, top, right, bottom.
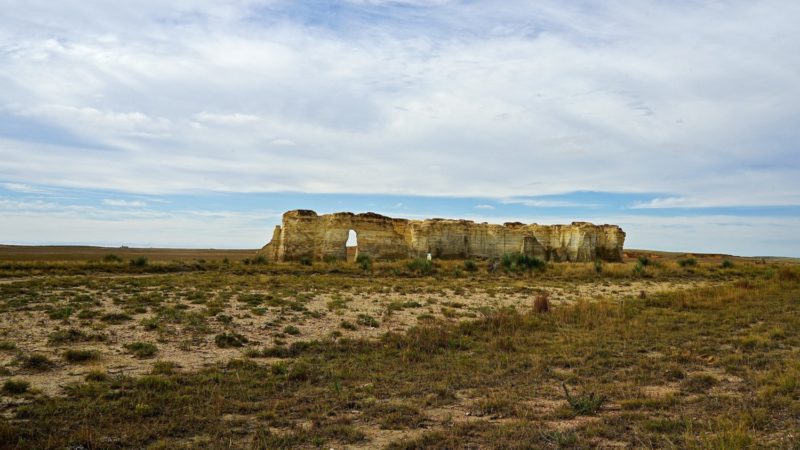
0, 248, 798, 448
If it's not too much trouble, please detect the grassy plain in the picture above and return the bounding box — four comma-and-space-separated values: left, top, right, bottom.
0, 246, 798, 449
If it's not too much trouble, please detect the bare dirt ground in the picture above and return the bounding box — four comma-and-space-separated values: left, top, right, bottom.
0, 275, 714, 398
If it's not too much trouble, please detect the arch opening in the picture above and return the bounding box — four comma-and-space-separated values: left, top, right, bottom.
345, 229, 358, 262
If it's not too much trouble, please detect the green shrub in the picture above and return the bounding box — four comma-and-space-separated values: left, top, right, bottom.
298, 256, 312, 266
562, 383, 606, 415
283, 325, 301, 336
215, 332, 248, 348
678, 258, 697, 268
501, 252, 545, 273
85, 370, 108, 382
340, 320, 357, 331
721, 259, 734, 269
682, 374, 718, 393
47, 307, 74, 320
407, 258, 434, 275
2, 379, 30, 395
125, 342, 158, 358
463, 260, 477, 272
129, 257, 149, 267
0, 341, 17, 351
63, 349, 100, 363
103, 254, 123, 263
101, 312, 132, 324
357, 314, 379, 328
594, 259, 603, 273
356, 254, 372, 271
22, 354, 55, 371
637, 256, 650, 266
252, 255, 268, 265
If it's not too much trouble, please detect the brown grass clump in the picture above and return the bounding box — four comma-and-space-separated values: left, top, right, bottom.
533, 292, 550, 313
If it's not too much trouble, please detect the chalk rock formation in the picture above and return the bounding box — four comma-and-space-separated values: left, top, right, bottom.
260, 210, 625, 262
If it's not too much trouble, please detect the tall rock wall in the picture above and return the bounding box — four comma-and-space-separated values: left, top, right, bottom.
259, 210, 625, 262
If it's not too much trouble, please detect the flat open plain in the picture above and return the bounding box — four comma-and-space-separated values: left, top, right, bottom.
0, 247, 798, 449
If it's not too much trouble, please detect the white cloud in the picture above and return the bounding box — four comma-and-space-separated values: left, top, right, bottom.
103, 199, 148, 208
474, 204, 494, 209
0, 0, 797, 209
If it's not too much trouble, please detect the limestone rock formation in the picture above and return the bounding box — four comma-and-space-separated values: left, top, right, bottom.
259, 210, 625, 263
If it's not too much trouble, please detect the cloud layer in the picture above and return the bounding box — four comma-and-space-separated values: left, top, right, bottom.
1, 0, 798, 204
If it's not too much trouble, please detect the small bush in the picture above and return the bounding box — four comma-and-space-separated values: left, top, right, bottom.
357, 313, 380, 328
47, 307, 74, 320
2, 379, 30, 395
63, 349, 100, 363
215, 332, 248, 348
678, 258, 697, 268
103, 254, 123, 263
22, 354, 55, 371
501, 252, 546, 273
298, 256, 312, 266
562, 383, 606, 415
356, 254, 372, 271
151, 361, 178, 375
101, 312, 132, 324
0, 341, 17, 351
407, 258, 434, 275
340, 320, 357, 331
593, 259, 603, 273
721, 259, 734, 269
682, 374, 718, 393
533, 293, 550, 314
283, 325, 301, 336
464, 260, 477, 272
125, 342, 158, 358
85, 370, 108, 382
252, 255, 268, 265
129, 257, 149, 268
637, 256, 650, 266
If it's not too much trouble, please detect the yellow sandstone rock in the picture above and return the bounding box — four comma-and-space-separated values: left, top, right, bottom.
259, 210, 625, 262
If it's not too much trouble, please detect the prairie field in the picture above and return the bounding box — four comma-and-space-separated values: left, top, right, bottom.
0, 247, 798, 449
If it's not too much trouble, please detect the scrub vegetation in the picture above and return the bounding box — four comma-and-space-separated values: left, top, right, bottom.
0, 247, 798, 448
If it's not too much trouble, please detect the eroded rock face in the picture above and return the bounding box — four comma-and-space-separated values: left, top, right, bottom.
260, 210, 625, 262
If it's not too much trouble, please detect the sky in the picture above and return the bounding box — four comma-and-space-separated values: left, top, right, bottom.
1, 0, 799, 256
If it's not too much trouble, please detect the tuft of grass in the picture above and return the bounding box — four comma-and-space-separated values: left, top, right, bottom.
407, 258, 435, 275
283, 325, 301, 336
85, 370, 109, 382
129, 256, 149, 267
63, 349, 100, 363
356, 254, 372, 271
124, 342, 158, 358
21, 353, 56, 371
100, 312, 132, 324
47, 307, 74, 320
357, 313, 380, 328
463, 260, 477, 272
340, 320, 357, 331
215, 332, 248, 348
103, 254, 123, 263
0, 340, 17, 351
2, 379, 30, 395
682, 373, 718, 393
678, 257, 697, 268
533, 292, 550, 313
562, 383, 606, 415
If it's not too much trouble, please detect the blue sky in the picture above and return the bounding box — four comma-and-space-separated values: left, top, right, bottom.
1, 1, 799, 255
